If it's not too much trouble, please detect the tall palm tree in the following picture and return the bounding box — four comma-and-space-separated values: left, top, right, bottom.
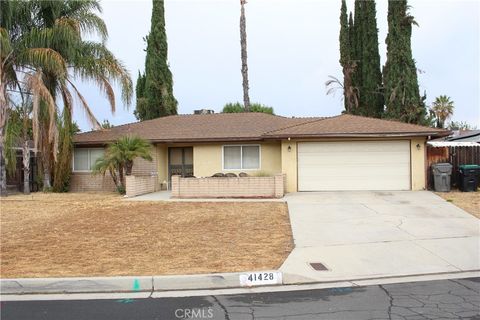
1, 0, 133, 193
239, 0, 250, 112
431, 95, 454, 129
31, 0, 132, 191
1, 1, 65, 196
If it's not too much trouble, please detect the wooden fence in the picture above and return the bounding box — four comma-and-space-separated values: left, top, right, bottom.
426, 145, 480, 189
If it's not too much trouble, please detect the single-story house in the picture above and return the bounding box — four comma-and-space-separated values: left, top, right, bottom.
72, 112, 449, 194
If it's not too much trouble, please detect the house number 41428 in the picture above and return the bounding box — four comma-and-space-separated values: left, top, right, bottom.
239, 271, 283, 287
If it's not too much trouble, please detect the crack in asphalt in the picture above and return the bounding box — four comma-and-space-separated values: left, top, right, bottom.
449, 279, 480, 294
379, 285, 394, 320
211, 295, 231, 320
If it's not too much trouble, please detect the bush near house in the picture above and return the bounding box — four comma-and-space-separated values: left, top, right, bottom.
93, 136, 153, 194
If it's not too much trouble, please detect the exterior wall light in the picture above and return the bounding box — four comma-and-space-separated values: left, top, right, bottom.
416, 144, 421, 150
288, 145, 292, 152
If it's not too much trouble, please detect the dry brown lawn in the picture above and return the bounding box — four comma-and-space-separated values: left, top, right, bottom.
436, 191, 480, 218
0, 193, 293, 278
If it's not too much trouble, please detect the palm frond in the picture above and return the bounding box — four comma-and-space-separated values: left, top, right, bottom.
325, 75, 343, 96
75, 12, 108, 41
72, 41, 133, 107
18, 48, 67, 78
60, 82, 73, 115
25, 70, 57, 150
0, 27, 13, 60
67, 80, 101, 130
54, 17, 81, 37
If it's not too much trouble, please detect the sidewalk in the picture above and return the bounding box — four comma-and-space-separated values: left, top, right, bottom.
125, 191, 284, 202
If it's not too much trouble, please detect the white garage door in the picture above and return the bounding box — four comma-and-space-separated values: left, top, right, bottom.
297, 141, 411, 191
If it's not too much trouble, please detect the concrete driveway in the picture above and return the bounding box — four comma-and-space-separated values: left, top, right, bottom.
280, 191, 480, 284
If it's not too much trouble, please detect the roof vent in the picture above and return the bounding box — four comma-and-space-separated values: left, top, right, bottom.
194, 109, 214, 115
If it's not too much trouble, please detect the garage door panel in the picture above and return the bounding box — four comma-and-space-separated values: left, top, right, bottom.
299, 142, 408, 153
299, 167, 410, 178
298, 141, 411, 191
299, 156, 410, 166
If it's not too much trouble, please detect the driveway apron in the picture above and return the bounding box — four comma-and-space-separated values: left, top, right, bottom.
280, 191, 480, 283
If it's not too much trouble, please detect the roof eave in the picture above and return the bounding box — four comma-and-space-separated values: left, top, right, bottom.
73, 136, 267, 146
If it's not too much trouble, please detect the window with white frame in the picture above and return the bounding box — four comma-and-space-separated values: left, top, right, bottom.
73, 148, 104, 172
223, 145, 260, 170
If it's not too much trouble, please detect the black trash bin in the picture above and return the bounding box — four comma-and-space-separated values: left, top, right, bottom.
432, 163, 453, 192
458, 164, 480, 192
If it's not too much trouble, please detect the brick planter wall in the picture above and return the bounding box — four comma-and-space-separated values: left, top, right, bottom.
70, 173, 116, 192
69, 153, 158, 193
125, 175, 158, 197
171, 174, 285, 198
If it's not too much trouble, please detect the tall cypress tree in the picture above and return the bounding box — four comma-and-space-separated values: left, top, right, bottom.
351, 0, 363, 111
348, 12, 354, 55
339, 0, 351, 112
135, 0, 177, 121
359, 0, 383, 117
383, 0, 426, 124
339, 0, 350, 71
135, 71, 147, 119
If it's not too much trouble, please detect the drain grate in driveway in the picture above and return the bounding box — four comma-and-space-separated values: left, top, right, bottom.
309, 262, 329, 271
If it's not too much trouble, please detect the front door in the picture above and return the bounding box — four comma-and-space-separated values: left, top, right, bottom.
168, 147, 194, 183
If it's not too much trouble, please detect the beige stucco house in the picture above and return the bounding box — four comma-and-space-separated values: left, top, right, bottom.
72, 112, 448, 194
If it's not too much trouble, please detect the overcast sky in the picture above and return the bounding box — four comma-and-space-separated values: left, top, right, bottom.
74, 0, 480, 131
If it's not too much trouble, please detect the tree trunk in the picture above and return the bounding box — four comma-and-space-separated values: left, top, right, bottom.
0, 144, 6, 197
43, 169, 51, 189
22, 140, 30, 195
41, 141, 52, 190
240, 0, 250, 112
0, 75, 8, 197
108, 167, 119, 188
125, 160, 133, 176
118, 163, 125, 190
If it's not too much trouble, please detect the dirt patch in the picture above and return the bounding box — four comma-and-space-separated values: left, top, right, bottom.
436, 190, 480, 218
0, 193, 293, 278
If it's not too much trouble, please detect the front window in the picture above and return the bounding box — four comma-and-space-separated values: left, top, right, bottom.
73, 148, 104, 172
223, 145, 260, 170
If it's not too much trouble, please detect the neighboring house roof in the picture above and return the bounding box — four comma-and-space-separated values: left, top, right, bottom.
446, 130, 480, 142
428, 141, 480, 147
74, 113, 449, 145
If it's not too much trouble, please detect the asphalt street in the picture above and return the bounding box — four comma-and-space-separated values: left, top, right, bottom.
1, 277, 479, 320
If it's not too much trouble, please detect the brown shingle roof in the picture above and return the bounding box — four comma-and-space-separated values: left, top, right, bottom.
264, 114, 449, 138
74, 113, 448, 145
74, 113, 321, 145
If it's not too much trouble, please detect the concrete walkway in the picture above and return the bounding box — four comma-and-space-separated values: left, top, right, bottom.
126, 191, 284, 202
280, 191, 480, 284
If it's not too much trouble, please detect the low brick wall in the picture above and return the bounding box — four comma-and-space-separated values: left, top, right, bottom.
125, 175, 158, 197
171, 174, 285, 198
70, 173, 116, 192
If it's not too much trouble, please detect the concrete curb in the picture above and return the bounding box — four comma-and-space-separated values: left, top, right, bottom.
2, 270, 478, 296
0, 276, 153, 294
0, 271, 280, 295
